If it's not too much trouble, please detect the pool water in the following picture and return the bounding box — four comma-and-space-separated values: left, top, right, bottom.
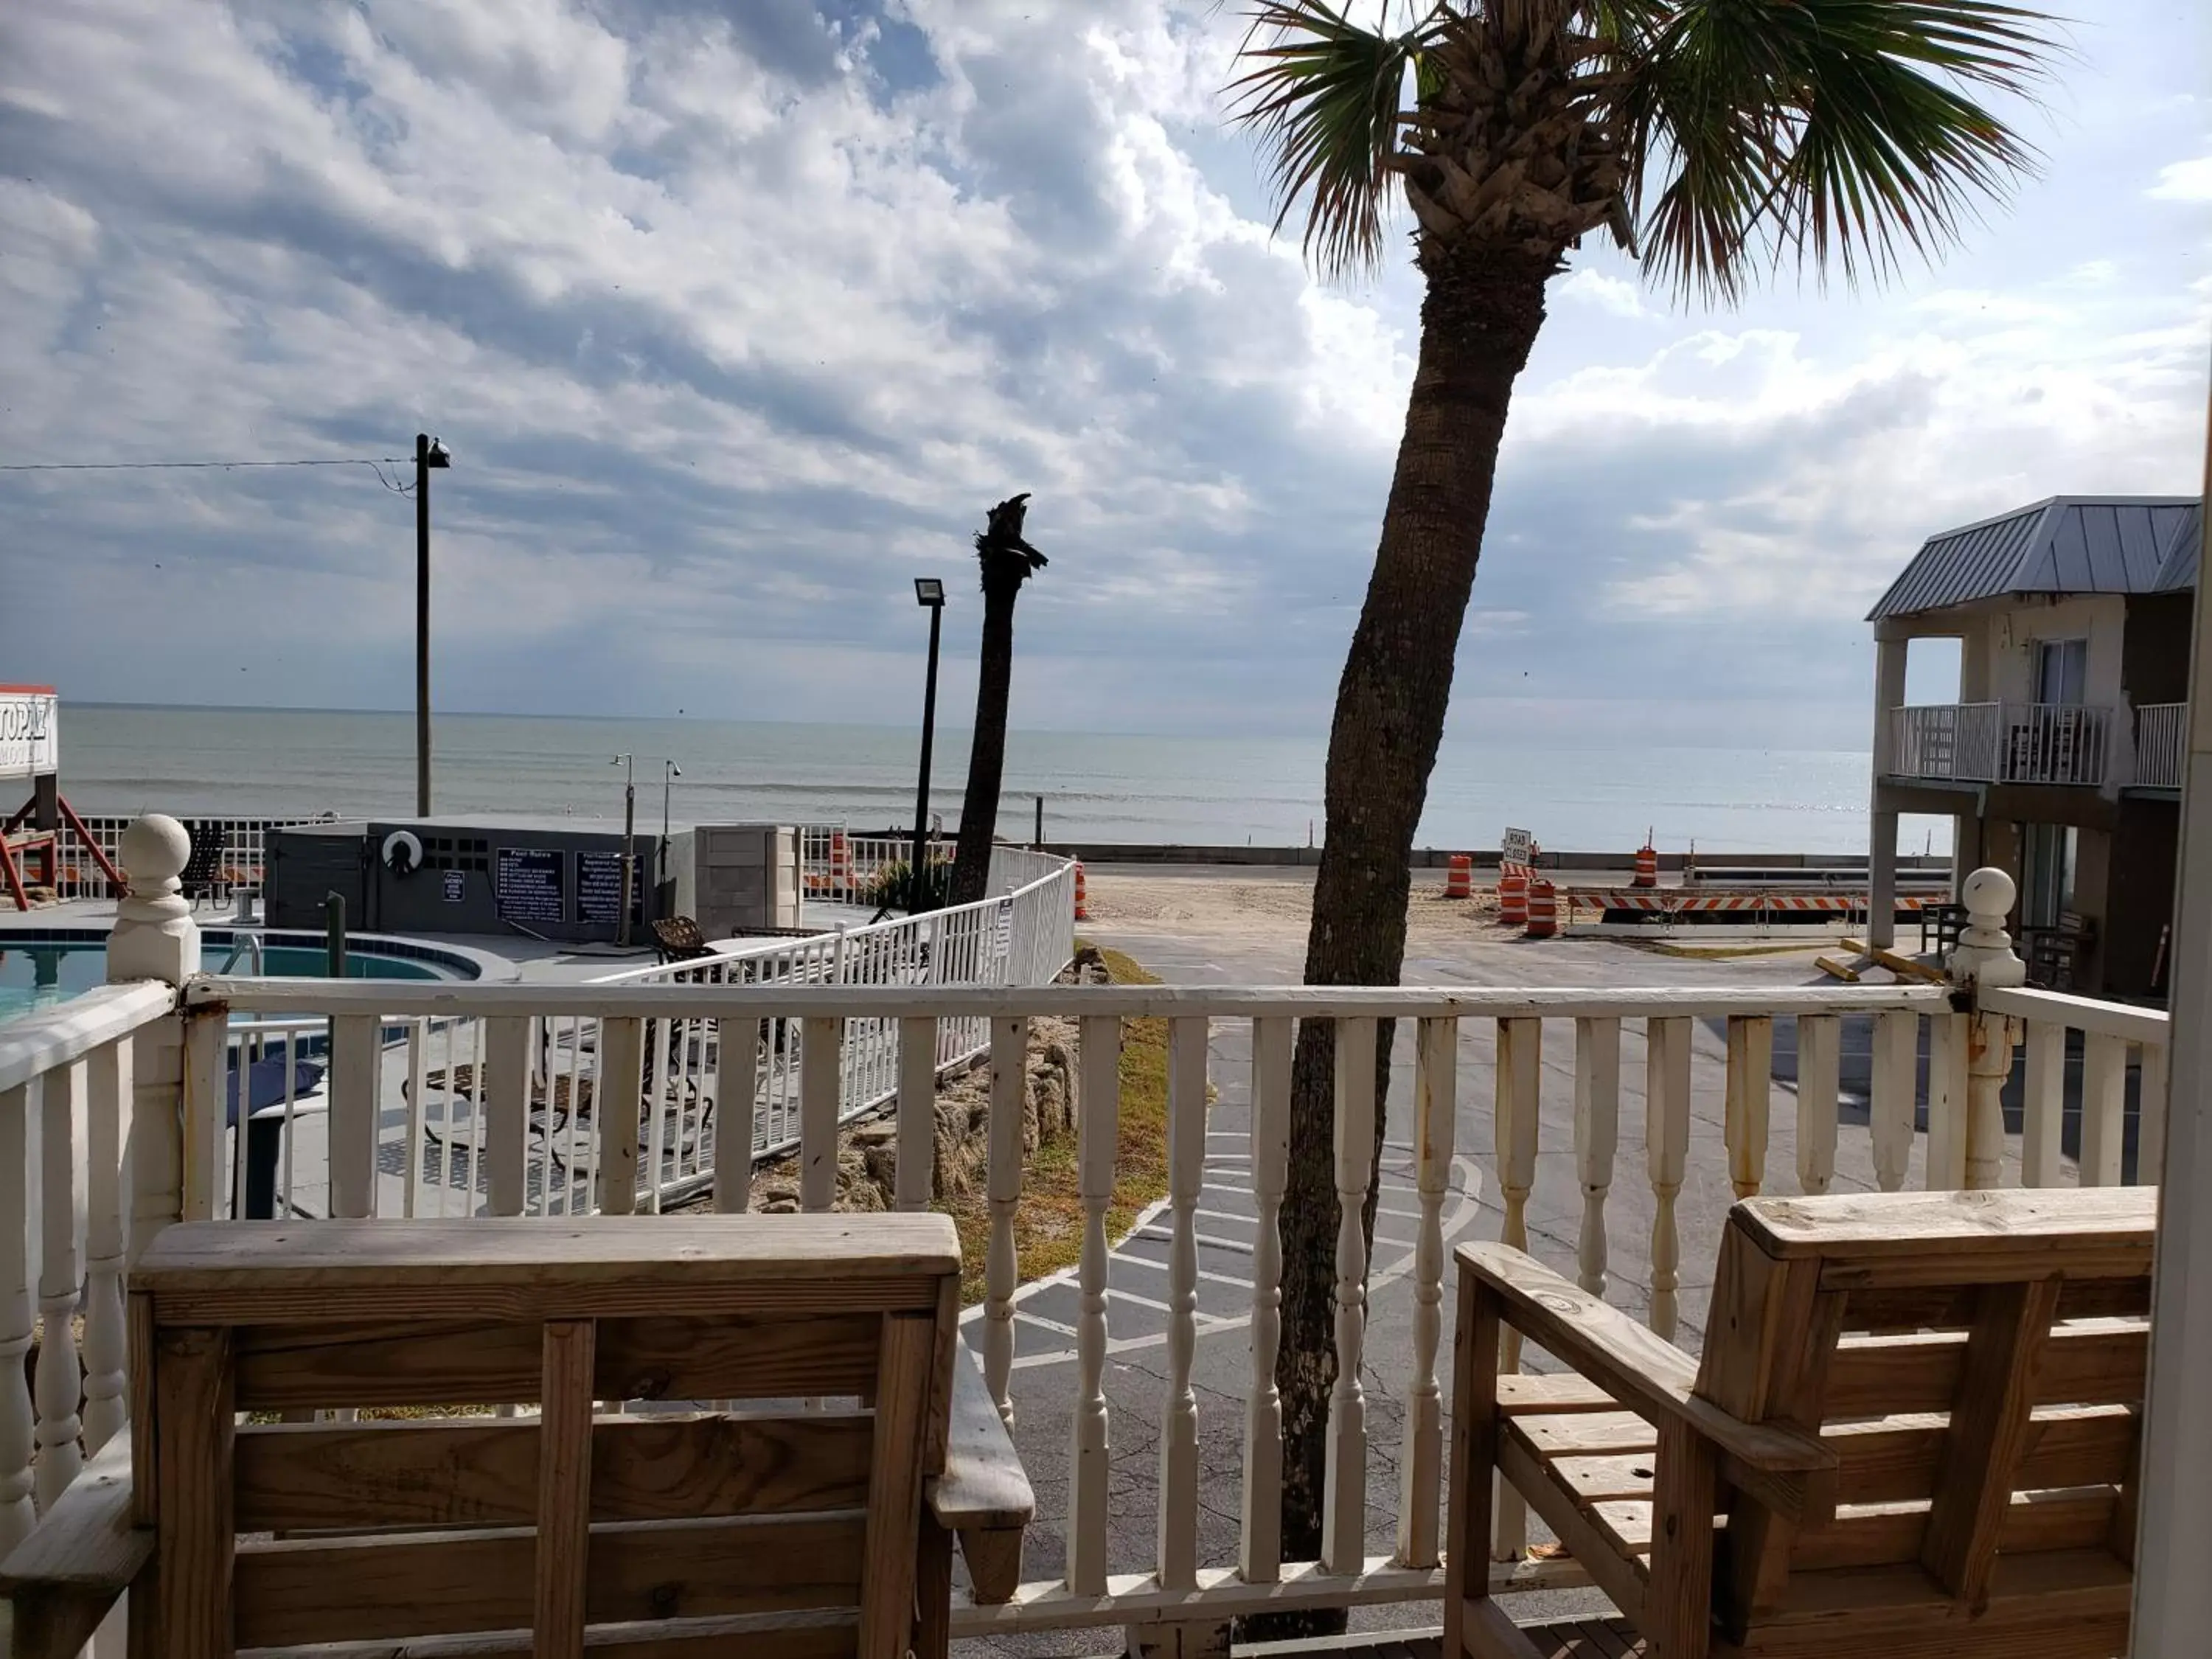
0, 939, 448, 1023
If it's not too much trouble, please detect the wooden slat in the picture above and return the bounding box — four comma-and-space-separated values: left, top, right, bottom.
595, 1018, 646, 1215
1826, 1321, 2149, 1417
2020, 1019, 2065, 1189
1573, 1016, 1619, 1298
0, 1430, 150, 1659
483, 1015, 532, 1217
1741, 1186, 2158, 1260
1068, 1012, 1119, 1595
1920, 1277, 2063, 1604
894, 1017, 936, 1211
932, 1350, 1034, 1533
1827, 1402, 2139, 1506
232, 1512, 867, 1647
537, 1320, 597, 1658
1724, 1015, 1773, 1200
1494, 1014, 1541, 1559
2078, 1032, 2127, 1187
1398, 1015, 1458, 1569
1514, 1410, 1656, 1458
1868, 1010, 1917, 1193
1323, 1015, 1377, 1576
156, 1324, 233, 1658
34, 1057, 85, 1509
1498, 1423, 1647, 1628
181, 1009, 227, 1222
2135, 1037, 2168, 1186
1239, 1012, 1292, 1587
82, 1037, 130, 1455
1843, 1274, 2149, 1331
1792, 1486, 2121, 1572
1443, 1272, 1500, 1659
1924, 1012, 1971, 1192
1496, 1373, 1620, 1415
801, 1017, 843, 1212
714, 1017, 755, 1213
1644, 1015, 1691, 1342
984, 1017, 1027, 1424
234, 1411, 877, 1531
858, 1313, 934, 1659
328, 1015, 381, 1220
232, 1311, 883, 1411
1646, 1416, 1717, 1655
1747, 1546, 2131, 1657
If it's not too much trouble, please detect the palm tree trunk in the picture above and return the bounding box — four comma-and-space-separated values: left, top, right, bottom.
950, 575, 1019, 906
1267, 245, 1552, 1616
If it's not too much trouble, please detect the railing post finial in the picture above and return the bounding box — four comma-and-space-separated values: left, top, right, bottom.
107, 814, 199, 987
1950, 866, 2024, 1192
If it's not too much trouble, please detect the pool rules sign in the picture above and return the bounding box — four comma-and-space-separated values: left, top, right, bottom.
0, 687, 58, 782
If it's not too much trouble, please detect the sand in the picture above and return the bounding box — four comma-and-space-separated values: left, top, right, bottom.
1080, 868, 1492, 946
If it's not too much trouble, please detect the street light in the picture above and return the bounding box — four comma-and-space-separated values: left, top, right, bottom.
415, 434, 451, 817
612, 754, 636, 947
661, 760, 682, 891
911, 578, 946, 916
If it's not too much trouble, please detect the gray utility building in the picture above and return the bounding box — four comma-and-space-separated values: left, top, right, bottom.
1867, 495, 2199, 998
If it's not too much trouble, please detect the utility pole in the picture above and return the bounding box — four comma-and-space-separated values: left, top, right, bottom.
911, 579, 947, 916
613, 754, 636, 947
414, 434, 450, 817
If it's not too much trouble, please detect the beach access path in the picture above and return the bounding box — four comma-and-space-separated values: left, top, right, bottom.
956, 865, 1932, 1647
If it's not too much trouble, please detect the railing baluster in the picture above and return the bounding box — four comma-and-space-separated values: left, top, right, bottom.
2136, 1039, 2168, 1186
83, 1037, 128, 1453
0, 1082, 32, 1552
1924, 1012, 1970, 1190
986, 1016, 1029, 1427
596, 1018, 646, 1215
714, 1017, 752, 1212
1795, 1015, 1840, 1195
646, 1016, 673, 1211
1068, 1012, 1121, 1596
1870, 1010, 1917, 1192
1573, 1016, 1618, 1296
181, 1008, 226, 1222
329, 1014, 381, 1220
1323, 1015, 1377, 1576
35, 1058, 86, 1509
895, 1017, 936, 1213
1241, 1014, 1292, 1585
1723, 1015, 1773, 1199
2020, 1019, 2064, 1187
403, 1019, 425, 1218
799, 1016, 842, 1212
1158, 1015, 1208, 1588
484, 1015, 531, 1217
2080, 1031, 2126, 1186
1491, 1015, 1541, 1562
1397, 1015, 1456, 1570
1644, 1015, 1690, 1344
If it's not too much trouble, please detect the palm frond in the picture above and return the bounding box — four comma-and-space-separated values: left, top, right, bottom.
1227, 1, 1438, 279
1628, 0, 2059, 301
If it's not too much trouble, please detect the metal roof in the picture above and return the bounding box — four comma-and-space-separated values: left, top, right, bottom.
1868, 495, 2202, 621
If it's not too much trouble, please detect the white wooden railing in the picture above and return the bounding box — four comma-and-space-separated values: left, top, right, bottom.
0, 827, 2176, 1644
2135, 701, 2188, 790
1888, 700, 2113, 787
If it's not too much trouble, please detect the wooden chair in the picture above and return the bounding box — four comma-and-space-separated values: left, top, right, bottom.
652, 914, 715, 964
1, 1212, 1032, 1659
1447, 1187, 2154, 1659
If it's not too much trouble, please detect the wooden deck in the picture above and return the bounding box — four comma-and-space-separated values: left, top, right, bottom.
1247, 1624, 1644, 1659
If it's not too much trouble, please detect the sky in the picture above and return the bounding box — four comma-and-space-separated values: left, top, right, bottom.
1, 0, 2206, 752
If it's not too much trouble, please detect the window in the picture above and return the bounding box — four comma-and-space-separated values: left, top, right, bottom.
2034, 636, 2087, 706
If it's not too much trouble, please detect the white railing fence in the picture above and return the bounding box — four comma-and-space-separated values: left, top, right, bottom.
55, 813, 312, 904
2135, 701, 2188, 790
1888, 701, 2111, 787
0, 831, 2175, 1643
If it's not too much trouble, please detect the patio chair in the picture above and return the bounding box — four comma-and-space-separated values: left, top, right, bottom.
651, 913, 714, 963
0, 1211, 1034, 1659
176, 820, 226, 911
1448, 1186, 2154, 1659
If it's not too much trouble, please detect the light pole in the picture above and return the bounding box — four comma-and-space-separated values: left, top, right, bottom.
911, 578, 946, 916
661, 760, 682, 888
612, 754, 636, 947
414, 434, 451, 817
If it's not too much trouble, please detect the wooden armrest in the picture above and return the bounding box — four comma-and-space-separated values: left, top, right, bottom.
1458, 1242, 1835, 1515
0, 1432, 153, 1659
929, 1346, 1034, 1533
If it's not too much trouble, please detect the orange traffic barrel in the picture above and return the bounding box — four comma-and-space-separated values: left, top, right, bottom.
830, 830, 852, 891
1525, 879, 1558, 939
1498, 870, 1528, 926
1074, 859, 1089, 920
1632, 844, 1658, 888
1444, 854, 1472, 900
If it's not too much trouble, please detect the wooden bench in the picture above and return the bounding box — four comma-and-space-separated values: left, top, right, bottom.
1447, 1187, 2154, 1659
1, 1213, 1033, 1659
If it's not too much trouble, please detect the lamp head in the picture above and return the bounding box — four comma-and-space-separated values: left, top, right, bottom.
423, 437, 451, 468
913, 577, 945, 608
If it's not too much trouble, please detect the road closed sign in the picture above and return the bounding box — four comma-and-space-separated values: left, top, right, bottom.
1501, 826, 1534, 866
0, 687, 58, 782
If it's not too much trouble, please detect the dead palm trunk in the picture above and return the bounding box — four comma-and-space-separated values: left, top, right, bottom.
950, 495, 1047, 907
1272, 244, 1551, 1599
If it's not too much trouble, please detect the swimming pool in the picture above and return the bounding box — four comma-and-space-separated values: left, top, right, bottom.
0, 929, 481, 1023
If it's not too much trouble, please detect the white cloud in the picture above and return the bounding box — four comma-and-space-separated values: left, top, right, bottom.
2147, 154, 2212, 200
1557, 268, 1654, 320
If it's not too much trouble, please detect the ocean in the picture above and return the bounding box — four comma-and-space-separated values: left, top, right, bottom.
56, 703, 1905, 856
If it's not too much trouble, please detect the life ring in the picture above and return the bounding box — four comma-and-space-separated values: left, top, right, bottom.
381, 830, 425, 877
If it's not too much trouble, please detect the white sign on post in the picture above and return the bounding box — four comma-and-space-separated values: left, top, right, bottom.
0, 686, 58, 782
1501, 826, 1534, 867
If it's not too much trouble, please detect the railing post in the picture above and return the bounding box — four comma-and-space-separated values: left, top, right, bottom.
108, 815, 201, 1264
1947, 866, 2025, 1191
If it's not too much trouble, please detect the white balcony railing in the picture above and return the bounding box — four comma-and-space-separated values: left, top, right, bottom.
0, 822, 2175, 1641
2135, 702, 2188, 790
1888, 700, 2111, 786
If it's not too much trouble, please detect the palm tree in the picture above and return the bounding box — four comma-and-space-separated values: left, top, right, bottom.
1226, 0, 2055, 1605
950, 493, 1049, 906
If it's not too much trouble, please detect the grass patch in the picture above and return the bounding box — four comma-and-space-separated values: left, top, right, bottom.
942, 942, 1171, 1302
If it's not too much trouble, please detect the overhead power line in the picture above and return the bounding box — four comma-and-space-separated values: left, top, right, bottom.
0, 456, 411, 471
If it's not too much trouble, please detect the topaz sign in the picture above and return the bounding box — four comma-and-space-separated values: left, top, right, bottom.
0, 687, 58, 782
